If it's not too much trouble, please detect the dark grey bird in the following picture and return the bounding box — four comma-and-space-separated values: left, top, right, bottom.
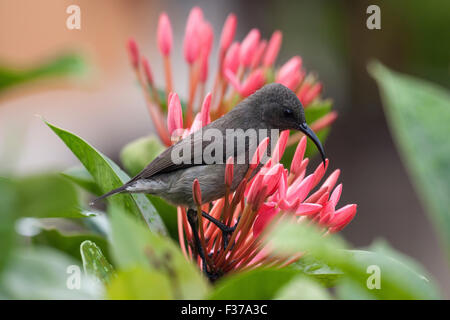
92, 83, 325, 275
93, 83, 325, 207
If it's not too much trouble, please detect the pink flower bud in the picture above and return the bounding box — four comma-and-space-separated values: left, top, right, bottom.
141, 56, 153, 85
272, 130, 289, 163
312, 159, 329, 188
276, 56, 302, 83
287, 174, 315, 204
251, 186, 267, 211
220, 13, 237, 52
329, 204, 357, 230
246, 174, 263, 205
127, 37, 139, 69
184, 7, 204, 64
262, 163, 284, 196
225, 157, 234, 187
277, 70, 304, 91
310, 111, 338, 132
263, 30, 283, 67
251, 40, 267, 69
295, 203, 322, 216
253, 203, 279, 237
222, 42, 241, 75
240, 68, 265, 97
200, 93, 212, 126
192, 179, 202, 205
201, 22, 214, 56
329, 184, 342, 207
290, 136, 307, 175
250, 137, 270, 169
240, 29, 261, 67
167, 93, 183, 135
300, 82, 322, 106
321, 169, 340, 192
157, 13, 173, 57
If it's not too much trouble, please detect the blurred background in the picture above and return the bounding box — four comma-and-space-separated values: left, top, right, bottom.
0, 0, 449, 296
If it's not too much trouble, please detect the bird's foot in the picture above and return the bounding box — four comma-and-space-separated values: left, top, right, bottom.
202, 211, 240, 249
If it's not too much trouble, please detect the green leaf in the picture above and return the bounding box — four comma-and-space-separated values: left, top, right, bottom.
336, 242, 441, 300
369, 61, 450, 259
62, 166, 102, 196
80, 240, 115, 285
0, 53, 86, 93
208, 268, 299, 300
32, 228, 111, 262
274, 276, 332, 300
289, 256, 342, 287
120, 135, 178, 239
46, 121, 167, 235
0, 247, 101, 299
268, 221, 441, 299
15, 173, 83, 218
0, 178, 17, 272
107, 267, 173, 299
109, 207, 209, 299
120, 135, 165, 177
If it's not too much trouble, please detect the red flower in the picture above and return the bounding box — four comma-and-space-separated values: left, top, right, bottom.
124, 7, 353, 276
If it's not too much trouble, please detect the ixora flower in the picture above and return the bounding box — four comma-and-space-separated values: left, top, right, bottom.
125, 7, 354, 278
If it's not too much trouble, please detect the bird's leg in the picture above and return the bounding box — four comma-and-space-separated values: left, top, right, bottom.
187, 209, 207, 271
201, 211, 237, 249
188, 208, 224, 282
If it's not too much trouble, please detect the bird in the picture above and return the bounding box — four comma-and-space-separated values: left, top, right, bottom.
91, 83, 325, 272
92, 83, 325, 208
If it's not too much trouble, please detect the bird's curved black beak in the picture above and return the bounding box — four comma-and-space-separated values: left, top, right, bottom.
298, 122, 326, 167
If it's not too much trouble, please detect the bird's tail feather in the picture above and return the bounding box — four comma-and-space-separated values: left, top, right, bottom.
90, 185, 128, 206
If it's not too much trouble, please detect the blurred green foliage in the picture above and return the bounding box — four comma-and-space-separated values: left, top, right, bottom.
370, 62, 450, 260
0, 53, 86, 93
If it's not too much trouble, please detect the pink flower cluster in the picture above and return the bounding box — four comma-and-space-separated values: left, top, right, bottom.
125, 7, 354, 276
186, 132, 357, 275
126, 6, 337, 147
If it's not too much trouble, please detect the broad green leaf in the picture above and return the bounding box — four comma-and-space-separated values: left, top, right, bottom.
0, 173, 85, 273
46, 121, 167, 235
208, 268, 299, 300
107, 267, 173, 300
120, 135, 165, 177
120, 135, 178, 239
109, 208, 209, 299
32, 228, 111, 262
289, 256, 342, 287
305, 100, 333, 124
0, 178, 17, 272
15, 173, 83, 218
80, 240, 115, 285
274, 276, 332, 300
268, 221, 441, 299
147, 195, 178, 240
369, 62, 450, 259
0, 53, 86, 93
0, 247, 101, 299
62, 166, 102, 196
336, 241, 441, 300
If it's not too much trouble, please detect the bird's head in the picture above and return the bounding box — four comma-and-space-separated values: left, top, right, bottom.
252, 83, 326, 164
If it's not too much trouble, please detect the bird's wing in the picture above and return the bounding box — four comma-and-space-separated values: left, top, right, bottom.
128, 129, 227, 183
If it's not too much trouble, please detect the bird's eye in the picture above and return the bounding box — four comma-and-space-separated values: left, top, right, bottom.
283, 108, 294, 117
